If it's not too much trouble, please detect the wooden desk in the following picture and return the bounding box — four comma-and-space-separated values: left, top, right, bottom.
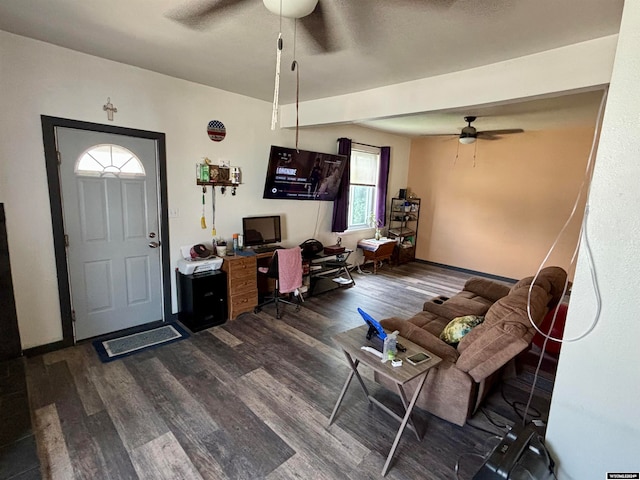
221, 250, 284, 320
329, 325, 442, 476
358, 238, 396, 274
223, 248, 353, 319
221, 254, 259, 320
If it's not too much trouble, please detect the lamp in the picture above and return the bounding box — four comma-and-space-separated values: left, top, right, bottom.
262, 0, 318, 18
459, 121, 477, 144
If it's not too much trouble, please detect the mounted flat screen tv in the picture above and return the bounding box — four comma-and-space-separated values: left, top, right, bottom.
263, 145, 347, 201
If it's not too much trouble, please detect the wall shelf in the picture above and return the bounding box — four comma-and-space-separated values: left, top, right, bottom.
197, 163, 241, 187
196, 180, 240, 187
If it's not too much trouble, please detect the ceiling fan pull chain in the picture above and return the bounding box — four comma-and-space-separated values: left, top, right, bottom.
270, 31, 283, 130
473, 141, 477, 167
293, 18, 297, 60
293, 60, 299, 150
292, 19, 300, 151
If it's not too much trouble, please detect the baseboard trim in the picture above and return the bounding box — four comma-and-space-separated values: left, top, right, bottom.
415, 259, 517, 284
23, 339, 73, 358
23, 313, 179, 357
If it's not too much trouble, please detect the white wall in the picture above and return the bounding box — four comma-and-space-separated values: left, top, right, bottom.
545, 0, 640, 477
0, 32, 411, 349
281, 36, 617, 128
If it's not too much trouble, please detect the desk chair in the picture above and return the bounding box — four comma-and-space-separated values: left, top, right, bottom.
254, 246, 304, 319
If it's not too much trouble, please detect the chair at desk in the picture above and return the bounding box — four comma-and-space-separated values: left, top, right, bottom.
254, 246, 304, 319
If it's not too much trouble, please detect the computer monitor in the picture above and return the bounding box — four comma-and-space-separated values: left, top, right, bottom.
242, 215, 282, 248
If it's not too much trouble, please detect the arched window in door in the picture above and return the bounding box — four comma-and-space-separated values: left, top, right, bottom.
75, 144, 146, 177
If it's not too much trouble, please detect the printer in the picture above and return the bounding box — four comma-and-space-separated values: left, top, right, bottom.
177, 257, 223, 275
177, 244, 223, 275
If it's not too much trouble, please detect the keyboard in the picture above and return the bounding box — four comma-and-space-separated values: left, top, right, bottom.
253, 245, 282, 254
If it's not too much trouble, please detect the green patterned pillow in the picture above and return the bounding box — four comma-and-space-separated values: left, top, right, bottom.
439, 315, 485, 345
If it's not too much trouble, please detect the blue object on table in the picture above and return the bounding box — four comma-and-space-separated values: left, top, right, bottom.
358, 308, 387, 340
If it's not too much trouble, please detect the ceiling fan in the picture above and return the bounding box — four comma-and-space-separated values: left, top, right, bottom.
167, 0, 337, 52
453, 116, 524, 144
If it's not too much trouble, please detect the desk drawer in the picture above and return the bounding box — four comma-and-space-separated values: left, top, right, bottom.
226, 256, 256, 274
229, 290, 258, 318
229, 272, 256, 295
228, 265, 256, 282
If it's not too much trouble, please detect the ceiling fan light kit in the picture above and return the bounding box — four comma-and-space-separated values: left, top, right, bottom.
262, 0, 318, 18
452, 115, 523, 144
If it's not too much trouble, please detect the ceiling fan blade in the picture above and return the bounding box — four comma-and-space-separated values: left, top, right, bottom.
420, 132, 458, 136
299, 1, 339, 53
478, 128, 524, 136
166, 0, 249, 29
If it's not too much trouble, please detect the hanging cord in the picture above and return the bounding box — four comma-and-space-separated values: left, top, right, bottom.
520, 87, 609, 425
270, 1, 283, 130
526, 86, 608, 343
210, 186, 216, 237
271, 33, 283, 130
312, 198, 322, 239
292, 19, 300, 151
200, 186, 207, 229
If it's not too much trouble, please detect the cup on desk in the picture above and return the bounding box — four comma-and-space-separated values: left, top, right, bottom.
217, 245, 227, 256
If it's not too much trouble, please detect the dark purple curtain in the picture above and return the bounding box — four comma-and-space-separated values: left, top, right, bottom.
376, 147, 391, 226
331, 138, 352, 232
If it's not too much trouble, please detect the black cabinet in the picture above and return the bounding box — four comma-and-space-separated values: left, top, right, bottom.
177, 270, 228, 332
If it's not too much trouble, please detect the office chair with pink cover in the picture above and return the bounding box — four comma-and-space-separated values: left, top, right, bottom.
254, 246, 304, 319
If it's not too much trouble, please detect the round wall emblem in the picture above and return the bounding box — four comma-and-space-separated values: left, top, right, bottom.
207, 120, 226, 142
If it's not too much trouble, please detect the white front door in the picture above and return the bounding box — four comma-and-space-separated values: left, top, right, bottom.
57, 127, 163, 340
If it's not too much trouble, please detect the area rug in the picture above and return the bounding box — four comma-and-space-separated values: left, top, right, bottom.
92, 323, 190, 363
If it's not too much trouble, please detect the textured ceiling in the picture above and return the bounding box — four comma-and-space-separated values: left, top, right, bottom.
0, 0, 623, 135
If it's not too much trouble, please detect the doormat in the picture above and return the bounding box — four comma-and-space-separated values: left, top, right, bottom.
92, 323, 190, 363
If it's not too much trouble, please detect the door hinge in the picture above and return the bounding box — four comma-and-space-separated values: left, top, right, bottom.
64, 234, 69, 247
57, 150, 62, 165
71, 310, 76, 322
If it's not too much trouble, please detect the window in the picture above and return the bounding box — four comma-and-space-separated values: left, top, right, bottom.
75, 144, 145, 177
347, 146, 380, 230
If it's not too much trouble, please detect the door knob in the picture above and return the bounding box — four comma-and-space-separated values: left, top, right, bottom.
148, 241, 160, 248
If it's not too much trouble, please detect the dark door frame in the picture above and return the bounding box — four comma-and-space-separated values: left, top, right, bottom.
37, 116, 173, 354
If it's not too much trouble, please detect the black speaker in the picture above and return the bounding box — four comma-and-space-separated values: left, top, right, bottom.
473, 423, 556, 480
399, 188, 407, 199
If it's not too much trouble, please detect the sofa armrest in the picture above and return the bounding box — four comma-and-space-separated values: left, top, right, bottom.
463, 278, 511, 303
380, 317, 459, 364
455, 321, 531, 382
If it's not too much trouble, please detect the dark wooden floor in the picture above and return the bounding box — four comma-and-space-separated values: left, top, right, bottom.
25, 262, 555, 480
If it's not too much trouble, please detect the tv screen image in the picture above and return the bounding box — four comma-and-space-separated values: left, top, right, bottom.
263, 145, 347, 201
242, 215, 282, 248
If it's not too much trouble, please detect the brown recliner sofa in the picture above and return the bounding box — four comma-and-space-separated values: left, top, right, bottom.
377, 266, 567, 426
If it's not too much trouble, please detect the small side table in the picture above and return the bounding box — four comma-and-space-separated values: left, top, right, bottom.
329, 325, 442, 476
357, 238, 396, 274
